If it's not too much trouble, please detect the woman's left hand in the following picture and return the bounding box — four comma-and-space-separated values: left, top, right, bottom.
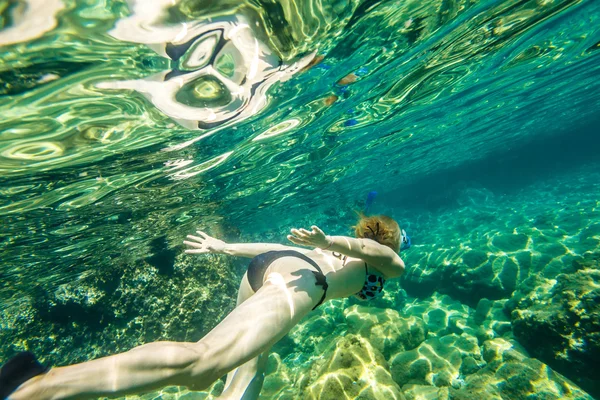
287, 225, 331, 248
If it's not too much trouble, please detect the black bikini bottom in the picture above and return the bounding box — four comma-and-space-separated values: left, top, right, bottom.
0, 352, 48, 399
247, 250, 328, 310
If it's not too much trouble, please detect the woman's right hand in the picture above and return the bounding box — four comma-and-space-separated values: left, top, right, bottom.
287, 225, 331, 249
184, 231, 227, 254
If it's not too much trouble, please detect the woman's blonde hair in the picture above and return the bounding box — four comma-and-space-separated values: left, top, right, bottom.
353, 212, 401, 252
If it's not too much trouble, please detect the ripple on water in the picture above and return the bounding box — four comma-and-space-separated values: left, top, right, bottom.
253, 118, 301, 141
51, 225, 90, 236
168, 151, 233, 180
1, 141, 64, 161
0, 0, 64, 46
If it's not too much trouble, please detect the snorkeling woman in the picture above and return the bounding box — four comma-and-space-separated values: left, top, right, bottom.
0, 214, 405, 400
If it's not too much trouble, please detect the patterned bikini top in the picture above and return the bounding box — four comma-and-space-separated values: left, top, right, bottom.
354, 263, 386, 301
333, 252, 386, 301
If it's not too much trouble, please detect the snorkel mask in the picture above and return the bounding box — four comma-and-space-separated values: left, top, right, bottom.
401, 229, 411, 251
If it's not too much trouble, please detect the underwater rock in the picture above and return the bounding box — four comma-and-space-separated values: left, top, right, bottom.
0, 297, 37, 357
468, 298, 513, 342
260, 353, 297, 399
0, 253, 240, 367
283, 299, 347, 358
402, 248, 520, 307
490, 233, 529, 253
389, 334, 482, 388
145, 235, 178, 275
402, 294, 473, 338
572, 251, 600, 271
443, 257, 519, 307
402, 234, 583, 307
481, 337, 529, 364
299, 334, 406, 400
402, 384, 450, 400
450, 338, 593, 400
508, 253, 600, 398
344, 305, 427, 358
398, 188, 595, 307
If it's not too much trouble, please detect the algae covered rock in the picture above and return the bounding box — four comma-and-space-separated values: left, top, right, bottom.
508, 253, 600, 398
402, 294, 471, 338
0, 252, 240, 367
450, 338, 593, 400
481, 337, 529, 365
260, 353, 297, 399
390, 334, 482, 388
399, 199, 588, 307
283, 298, 347, 359
300, 334, 405, 400
441, 256, 519, 307
402, 245, 520, 306
402, 384, 450, 400
468, 298, 513, 342
344, 305, 427, 358
490, 233, 529, 253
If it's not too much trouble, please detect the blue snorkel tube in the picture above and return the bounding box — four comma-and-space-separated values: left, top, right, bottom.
365, 191, 378, 215
365, 191, 411, 251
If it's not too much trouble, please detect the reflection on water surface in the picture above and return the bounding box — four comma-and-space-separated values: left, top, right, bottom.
1, 0, 599, 314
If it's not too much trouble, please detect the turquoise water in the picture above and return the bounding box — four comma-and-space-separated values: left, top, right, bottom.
1, 0, 600, 399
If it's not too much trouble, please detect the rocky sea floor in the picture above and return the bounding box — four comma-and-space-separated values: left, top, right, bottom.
1, 167, 599, 399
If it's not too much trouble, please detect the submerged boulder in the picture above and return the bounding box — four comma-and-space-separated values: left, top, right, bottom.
507, 252, 600, 398
0, 253, 240, 366
344, 305, 427, 358
468, 298, 513, 342
389, 333, 482, 388
402, 384, 450, 400
260, 352, 297, 399
401, 243, 522, 307
400, 212, 583, 307
450, 338, 593, 400
282, 298, 348, 360
299, 334, 405, 400
401, 293, 472, 339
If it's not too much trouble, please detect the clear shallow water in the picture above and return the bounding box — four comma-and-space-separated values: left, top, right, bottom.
2, 0, 599, 304
1, 0, 600, 398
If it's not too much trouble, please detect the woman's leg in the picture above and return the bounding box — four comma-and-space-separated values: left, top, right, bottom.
218, 273, 270, 400
9, 259, 323, 400
217, 349, 270, 400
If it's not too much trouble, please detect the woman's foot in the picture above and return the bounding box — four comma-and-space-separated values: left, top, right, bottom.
0, 352, 48, 399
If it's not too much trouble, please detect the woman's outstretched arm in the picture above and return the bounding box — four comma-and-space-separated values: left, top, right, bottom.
184, 230, 311, 258
222, 243, 312, 258
288, 226, 405, 278
323, 235, 404, 277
